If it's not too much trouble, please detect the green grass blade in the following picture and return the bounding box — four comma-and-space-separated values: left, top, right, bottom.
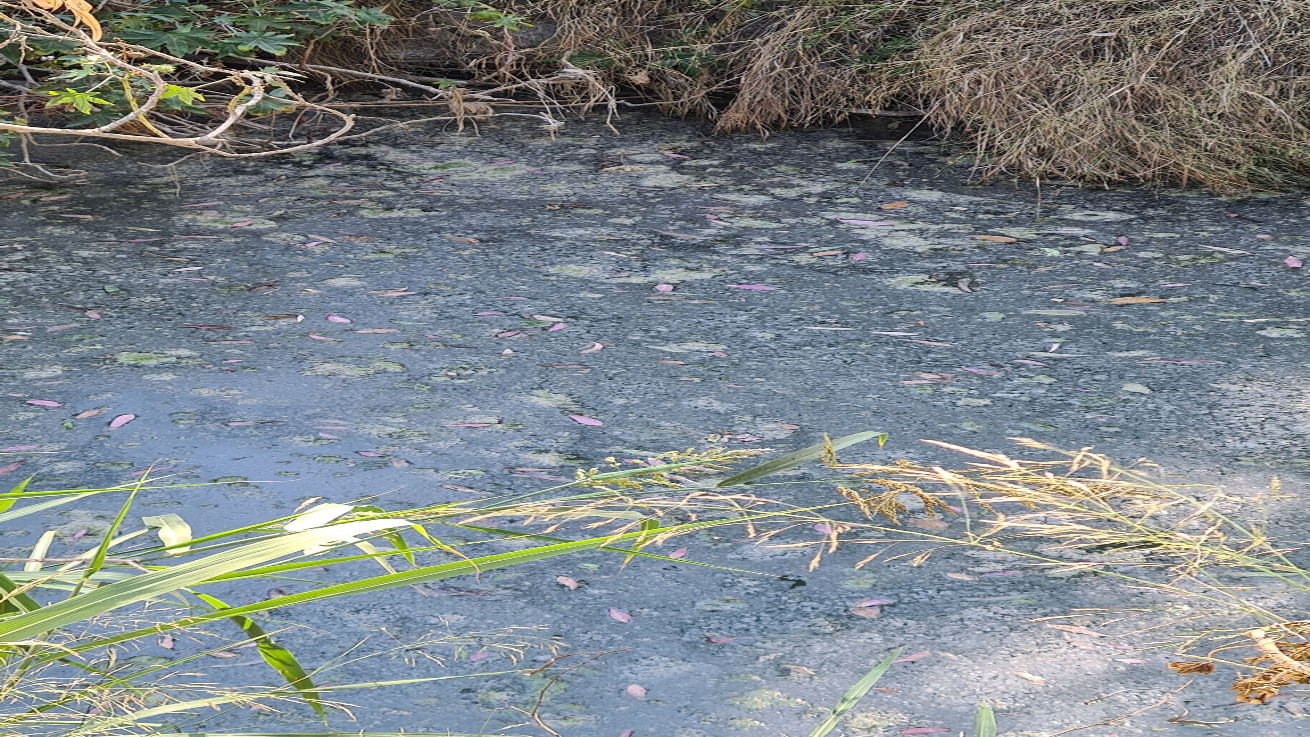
56, 525, 699, 658
154, 733, 525, 736
73, 482, 141, 597
975, 701, 997, 737
807, 647, 902, 737
195, 592, 324, 718
0, 476, 32, 514
0, 518, 410, 643
0, 491, 101, 524
0, 572, 41, 616
716, 431, 887, 488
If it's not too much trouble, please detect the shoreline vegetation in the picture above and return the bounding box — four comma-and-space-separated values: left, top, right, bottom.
3, 0, 1309, 188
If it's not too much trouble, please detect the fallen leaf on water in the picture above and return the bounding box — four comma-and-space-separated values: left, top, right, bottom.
1121, 383, 1152, 394
73, 408, 105, 418
496, 330, 522, 338
810, 249, 843, 257
371, 289, 418, 296
108, 414, 136, 429
580, 342, 604, 353
971, 235, 1018, 243
880, 201, 909, 209
0, 462, 24, 475
547, 323, 567, 332
848, 604, 881, 619
945, 572, 976, 580
1015, 672, 1047, 684
530, 314, 564, 322
837, 219, 896, 226
555, 576, 580, 590
908, 518, 950, 531
307, 332, 340, 341
230, 221, 255, 228
1047, 624, 1107, 637
1199, 245, 1251, 255
24, 400, 63, 408
354, 328, 399, 334
1104, 296, 1166, 305
727, 284, 776, 290
668, 547, 687, 558
625, 684, 647, 700
894, 650, 931, 663
179, 324, 230, 330
1114, 658, 1146, 664
261, 314, 305, 321
1286, 256, 1304, 268
608, 608, 632, 623
855, 598, 896, 607
326, 314, 351, 323
568, 414, 603, 426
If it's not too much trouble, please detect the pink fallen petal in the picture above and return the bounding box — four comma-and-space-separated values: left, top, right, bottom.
547, 323, 567, 332
555, 576, 580, 590
326, 314, 352, 323
654, 284, 674, 292
812, 523, 834, 534
727, 284, 776, 290
668, 547, 687, 559
24, 400, 63, 408
1116, 236, 1130, 246
705, 637, 737, 643
317, 433, 338, 439
496, 330, 522, 338
837, 219, 896, 226
568, 414, 603, 426
608, 608, 632, 623
894, 650, 932, 663
84, 311, 101, 319
618, 731, 635, 737
625, 684, 647, 700
356, 451, 385, 457
469, 651, 489, 662
0, 461, 24, 475
0, 445, 37, 451
108, 414, 136, 428
854, 599, 896, 607
663, 152, 690, 159
71, 528, 88, 541
1286, 256, 1304, 268
230, 220, 255, 227
850, 252, 868, 261
474, 311, 503, 316
307, 332, 340, 341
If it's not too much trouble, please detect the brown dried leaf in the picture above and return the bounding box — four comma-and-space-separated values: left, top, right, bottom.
1169, 661, 1215, 674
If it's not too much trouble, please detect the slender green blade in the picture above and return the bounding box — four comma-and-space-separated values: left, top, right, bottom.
0, 518, 409, 642
975, 701, 997, 737
0, 476, 32, 514
195, 593, 323, 718
155, 733, 525, 736
716, 431, 887, 487
0, 572, 41, 616
55, 524, 716, 658
807, 647, 902, 737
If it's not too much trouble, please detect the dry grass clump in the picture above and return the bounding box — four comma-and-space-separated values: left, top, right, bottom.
314, 0, 1310, 188
918, 0, 1310, 188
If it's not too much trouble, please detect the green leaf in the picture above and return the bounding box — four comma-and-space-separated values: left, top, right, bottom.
808, 647, 902, 737
715, 431, 887, 487
975, 702, 997, 737
195, 592, 323, 718
143, 513, 193, 555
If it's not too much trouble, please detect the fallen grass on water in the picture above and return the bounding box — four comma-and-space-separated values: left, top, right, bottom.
4, 431, 1307, 734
